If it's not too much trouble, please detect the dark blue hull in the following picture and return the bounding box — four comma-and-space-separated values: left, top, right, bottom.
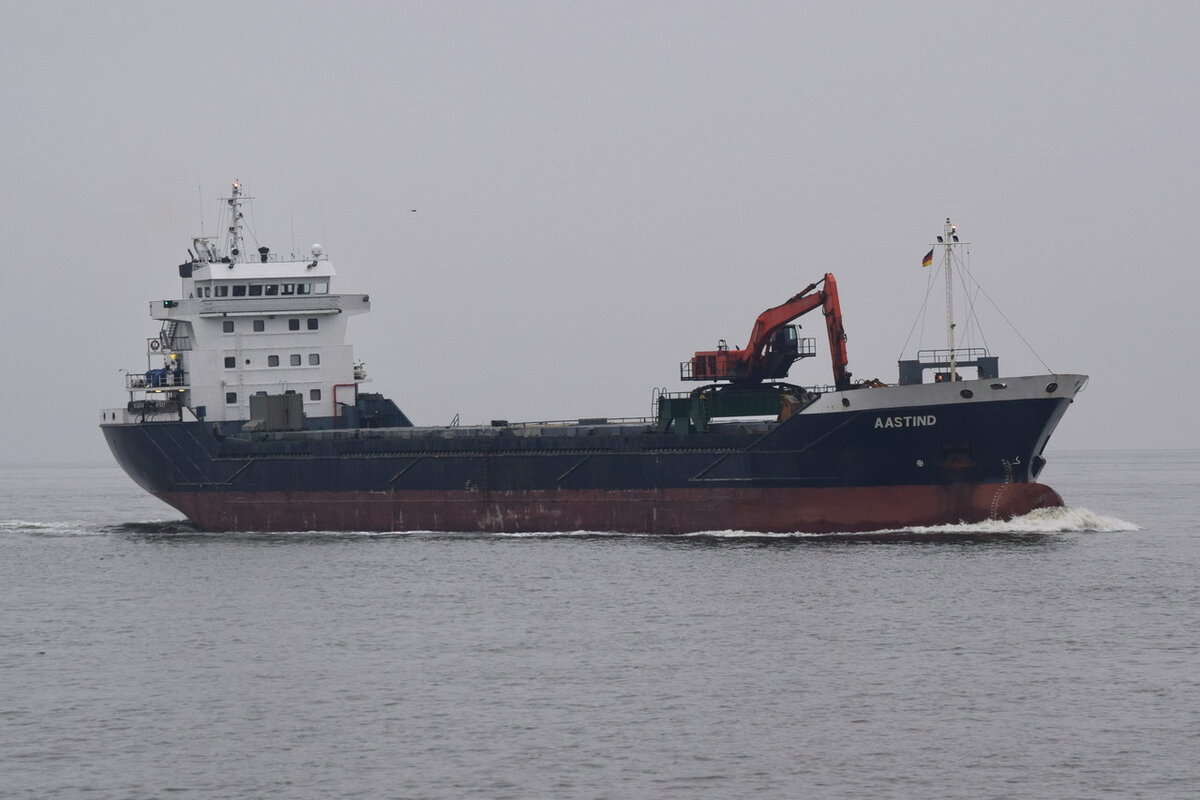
101, 384, 1077, 532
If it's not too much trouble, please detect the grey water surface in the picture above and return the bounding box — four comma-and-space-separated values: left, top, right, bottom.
1, 451, 1195, 799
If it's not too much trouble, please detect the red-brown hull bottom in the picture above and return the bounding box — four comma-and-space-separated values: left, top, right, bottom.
157, 483, 1064, 534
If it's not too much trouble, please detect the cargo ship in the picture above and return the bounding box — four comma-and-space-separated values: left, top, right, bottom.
101, 184, 1086, 533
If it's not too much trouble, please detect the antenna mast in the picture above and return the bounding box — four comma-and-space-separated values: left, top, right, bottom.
225, 180, 246, 262
940, 218, 962, 380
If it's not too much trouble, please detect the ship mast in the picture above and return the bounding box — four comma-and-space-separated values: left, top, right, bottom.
225, 180, 246, 262
940, 217, 961, 381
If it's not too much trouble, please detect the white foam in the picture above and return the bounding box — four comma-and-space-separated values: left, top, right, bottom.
681, 529, 828, 539
0, 519, 54, 530
897, 506, 1140, 534
354, 508, 1143, 538
677, 506, 1141, 537
493, 530, 622, 538
0, 519, 102, 536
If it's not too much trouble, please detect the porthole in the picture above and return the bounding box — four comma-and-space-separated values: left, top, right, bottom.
960, 389, 974, 399
1046, 382, 1058, 393
841, 397, 850, 408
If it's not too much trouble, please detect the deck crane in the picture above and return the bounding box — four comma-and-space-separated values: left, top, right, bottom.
682, 273, 851, 390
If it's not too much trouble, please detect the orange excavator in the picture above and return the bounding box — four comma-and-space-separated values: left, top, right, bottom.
683, 273, 851, 390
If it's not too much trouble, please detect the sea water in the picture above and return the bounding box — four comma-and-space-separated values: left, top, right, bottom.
1, 451, 1196, 799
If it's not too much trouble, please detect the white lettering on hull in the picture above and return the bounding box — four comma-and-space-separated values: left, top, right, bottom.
874, 414, 938, 429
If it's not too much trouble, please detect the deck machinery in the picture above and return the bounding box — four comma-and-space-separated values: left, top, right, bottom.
658, 274, 851, 433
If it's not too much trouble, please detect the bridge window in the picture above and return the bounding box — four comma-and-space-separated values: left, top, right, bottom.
297, 284, 311, 295
214, 285, 229, 297
248, 285, 263, 297
281, 284, 295, 295
232, 285, 247, 297
264, 284, 279, 296
314, 282, 328, 294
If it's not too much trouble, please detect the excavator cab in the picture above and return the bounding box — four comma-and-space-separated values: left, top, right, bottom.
759, 325, 817, 380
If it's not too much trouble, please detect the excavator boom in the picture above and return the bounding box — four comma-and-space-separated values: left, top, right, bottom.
683, 273, 851, 389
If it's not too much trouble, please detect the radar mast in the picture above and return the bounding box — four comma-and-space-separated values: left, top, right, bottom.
224, 180, 247, 262
939, 218, 964, 380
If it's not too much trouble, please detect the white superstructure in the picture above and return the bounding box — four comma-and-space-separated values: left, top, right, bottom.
102, 181, 368, 425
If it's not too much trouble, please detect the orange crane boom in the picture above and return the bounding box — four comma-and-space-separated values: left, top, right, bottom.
683, 273, 851, 389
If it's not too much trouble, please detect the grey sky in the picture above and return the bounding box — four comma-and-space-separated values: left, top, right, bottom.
2, 1, 1197, 465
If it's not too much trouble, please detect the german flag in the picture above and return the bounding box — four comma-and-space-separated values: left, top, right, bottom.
921, 248, 934, 268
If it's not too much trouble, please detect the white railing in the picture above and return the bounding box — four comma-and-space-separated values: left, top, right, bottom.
126, 371, 188, 390
196, 295, 346, 315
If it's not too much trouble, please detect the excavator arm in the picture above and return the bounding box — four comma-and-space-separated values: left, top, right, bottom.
684, 273, 851, 389
818, 274, 851, 391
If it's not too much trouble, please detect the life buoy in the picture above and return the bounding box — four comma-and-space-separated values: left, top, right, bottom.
150, 340, 161, 351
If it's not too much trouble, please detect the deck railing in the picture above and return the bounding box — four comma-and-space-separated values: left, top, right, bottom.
126, 371, 188, 390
